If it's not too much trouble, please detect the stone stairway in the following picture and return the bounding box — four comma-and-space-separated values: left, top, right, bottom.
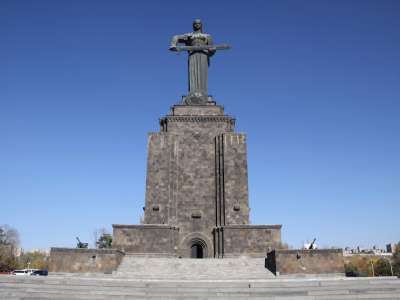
113, 256, 275, 280
0, 274, 399, 299
1, 256, 399, 299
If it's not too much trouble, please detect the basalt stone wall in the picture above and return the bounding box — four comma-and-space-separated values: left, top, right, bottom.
265, 249, 345, 276
48, 248, 124, 273
143, 129, 218, 251
116, 103, 281, 258
143, 104, 253, 257
170, 104, 224, 116
143, 132, 179, 225
221, 133, 250, 225
217, 225, 282, 258
112, 224, 179, 255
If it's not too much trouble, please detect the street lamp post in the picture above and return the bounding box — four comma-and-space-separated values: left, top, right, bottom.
370, 260, 375, 277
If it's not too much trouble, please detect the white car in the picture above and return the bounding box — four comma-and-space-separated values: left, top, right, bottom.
12, 269, 38, 276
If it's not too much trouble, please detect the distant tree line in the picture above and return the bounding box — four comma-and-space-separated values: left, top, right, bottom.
345, 242, 400, 277
0, 225, 48, 272
1, 225, 113, 272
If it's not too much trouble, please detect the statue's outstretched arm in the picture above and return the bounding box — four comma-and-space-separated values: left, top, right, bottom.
169, 34, 188, 51
207, 35, 216, 56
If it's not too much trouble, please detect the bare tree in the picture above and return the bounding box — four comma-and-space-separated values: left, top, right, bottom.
93, 228, 108, 248
0, 225, 20, 272
0, 225, 20, 248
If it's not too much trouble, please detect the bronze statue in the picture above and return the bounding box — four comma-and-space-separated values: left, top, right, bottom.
170, 19, 230, 105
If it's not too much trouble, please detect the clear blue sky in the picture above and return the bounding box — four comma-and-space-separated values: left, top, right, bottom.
1, 0, 399, 251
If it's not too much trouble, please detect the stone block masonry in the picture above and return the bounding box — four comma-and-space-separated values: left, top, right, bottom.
265, 249, 345, 276
218, 225, 282, 258
112, 224, 178, 255
113, 102, 282, 258
48, 248, 124, 273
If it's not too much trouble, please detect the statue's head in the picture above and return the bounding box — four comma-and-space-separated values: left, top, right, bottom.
193, 19, 202, 32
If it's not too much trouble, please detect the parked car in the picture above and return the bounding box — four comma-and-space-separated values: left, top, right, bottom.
31, 269, 48, 276
12, 269, 37, 276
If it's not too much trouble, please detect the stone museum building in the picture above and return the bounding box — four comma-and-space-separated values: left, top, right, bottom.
112, 101, 281, 258
112, 19, 281, 258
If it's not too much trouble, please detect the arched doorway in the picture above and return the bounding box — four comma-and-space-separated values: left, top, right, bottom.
191, 243, 204, 258
180, 233, 211, 258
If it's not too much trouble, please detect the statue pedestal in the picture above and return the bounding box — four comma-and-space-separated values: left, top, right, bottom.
112, 102, 282, 258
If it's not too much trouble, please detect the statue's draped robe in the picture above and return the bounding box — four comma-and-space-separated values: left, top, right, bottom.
188, 33, 211, 97
171, 32, 213, 100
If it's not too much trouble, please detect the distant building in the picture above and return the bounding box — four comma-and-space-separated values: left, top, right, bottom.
386, 243, 398, 254
343, 244, 393, 256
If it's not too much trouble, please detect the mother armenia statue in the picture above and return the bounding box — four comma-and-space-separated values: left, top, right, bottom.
169, 19, 230, 105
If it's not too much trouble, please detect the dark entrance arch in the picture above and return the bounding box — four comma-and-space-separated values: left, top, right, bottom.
191, 243, 204, 258
182, 235, 209, 258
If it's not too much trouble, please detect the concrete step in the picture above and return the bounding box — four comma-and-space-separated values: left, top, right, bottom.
0, 275, 399, 300
114, 256, 276, 279
1, 285, 399, 299
1, 290, 400, 300
1, 275, 399, 286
